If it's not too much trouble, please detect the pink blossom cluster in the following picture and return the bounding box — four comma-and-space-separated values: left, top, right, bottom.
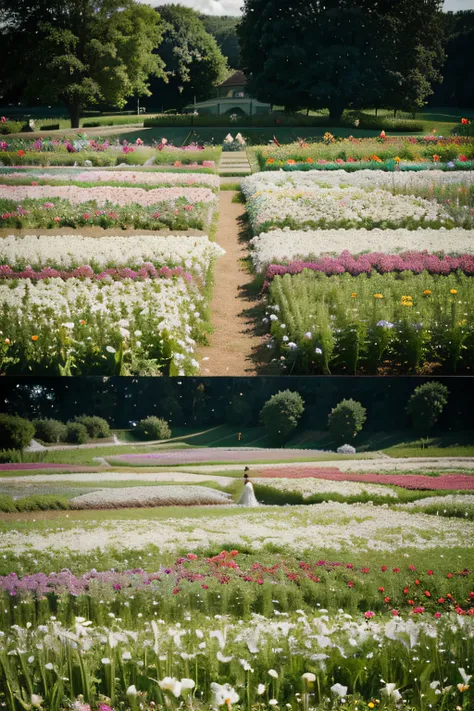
264, 250, 474, 282
256, 467, 474, 490
115, 447, 318, 464
0, 263, 193, 282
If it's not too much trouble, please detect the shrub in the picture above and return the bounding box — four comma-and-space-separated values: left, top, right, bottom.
40, 123, 60, 131
337, 444, 356, 455
74, 415, 110, 439
260, 390, 305, 446
33, 419, 67, 444
0, 120, 23, 135
65, 422, 89, 444
15, 495, 70, 512
0, 414, 35, 451
407, 382, 450, 435
0, 495, 16, 513
136, 416, 171, 441
328, 399, 367, 445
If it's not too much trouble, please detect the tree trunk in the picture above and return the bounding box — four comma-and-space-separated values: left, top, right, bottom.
375, 107, 378, 117
329, 105, 344, 122
68, 103, 81, 129
393, 109, 397, 118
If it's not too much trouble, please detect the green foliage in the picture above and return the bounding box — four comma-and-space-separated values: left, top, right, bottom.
14, 495, 70, 512
328, 399, 367, 445
1, 0, 166, 127
226, 394, 253, 426
407, 382, 450, 435
0, 121, 25, 135
65, 421, 89, 444
239, 0, 445, 118
73, 415, 111, 439
260, 390, 305, 445
0, 414, 35, 451
199, 14, 240, 69
136, 416, 171, 441
33, 418, 67, 444
148, 5, 228, 111
0, 495, 16, 513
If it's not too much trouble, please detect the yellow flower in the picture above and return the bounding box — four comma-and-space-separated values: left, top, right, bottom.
373, 293, 383, 299
394, 156, 401, 163
457, 683, 469, 693
401, 300, 413, 307
450, 288, 458, 295
368, 704, 375, 709
401, 295, 413, 301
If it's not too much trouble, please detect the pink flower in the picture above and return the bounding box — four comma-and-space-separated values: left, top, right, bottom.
364, 611, 375, 619
54, 217, 60, 223
391, 609, 399, 616
434, 612, 441, 618
0, 117, 6, 124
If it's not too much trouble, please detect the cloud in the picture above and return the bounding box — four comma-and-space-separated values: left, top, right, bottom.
146, 0, 242, 14
444, 0, 474, 9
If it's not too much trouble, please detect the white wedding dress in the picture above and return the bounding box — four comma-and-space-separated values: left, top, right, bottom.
237, 481, 259, 507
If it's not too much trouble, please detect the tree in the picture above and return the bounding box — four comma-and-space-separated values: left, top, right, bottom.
136, 416, 171, 441
238, 0, 445, 120
199, 14, 241, 69
148, 5, 228, 111
260, 390, 305, 446
328, 399, 366, 445
431, 11, 474, 108
0, 0, 166, 127
407, 382, 450, 436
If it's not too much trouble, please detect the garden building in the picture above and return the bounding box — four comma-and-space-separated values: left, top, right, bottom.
186, 71, 271, 116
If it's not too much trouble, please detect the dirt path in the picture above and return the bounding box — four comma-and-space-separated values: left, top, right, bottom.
199, 191, 260, 375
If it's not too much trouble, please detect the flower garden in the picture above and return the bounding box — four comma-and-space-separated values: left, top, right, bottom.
0, 153, 225, 375
241, 167, 474, 374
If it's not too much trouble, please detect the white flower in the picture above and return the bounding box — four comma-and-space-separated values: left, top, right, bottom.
459, 668, 472, 685
122, 651, 132, 660
302, 673, 316, 683
127, 685, 137, 696
62, 322, 74, 329
304, 332, 312, 339
28, 656, 34, 663
381, 682, 402, 703
106, 346, 116, 354
268, 669, 278, 678
31, 695, 43, 708
315, 347, 322, 355
211, 682, 239, 706
45, 662, 54, 670
330, 683, 348, 697
269, 700, 278, 706
101, 658, 111, 665
159, 677, 182, 697
181, 678, 195, 692
257, 684, 266, 695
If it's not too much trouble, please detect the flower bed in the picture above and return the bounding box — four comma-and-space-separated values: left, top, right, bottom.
1, 551, 473, 711
250, 229, 474, 272
0, 234, 224, 281
255, 466, 474, 490
0, 169, 221, 189
0, 184, 217, 231
265, 271, 474, 374
110, 448, 326, 465
246, 186, 449, 234
0, 278, 204, 376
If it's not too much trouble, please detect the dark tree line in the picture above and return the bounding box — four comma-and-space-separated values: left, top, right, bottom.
1, 378, 474, 435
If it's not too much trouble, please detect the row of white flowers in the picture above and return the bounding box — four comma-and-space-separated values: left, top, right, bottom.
241, 169, 474, 197
0, 184, 217, 206
247, 186, 448, 233
250, 227, 474, 271
0, 234, 225, 275
0, 278, 204, 374
253, 477, 400, 499
2, 169, 221, 189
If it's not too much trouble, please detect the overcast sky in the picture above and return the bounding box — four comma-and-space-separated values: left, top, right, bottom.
147, 0, 474, 14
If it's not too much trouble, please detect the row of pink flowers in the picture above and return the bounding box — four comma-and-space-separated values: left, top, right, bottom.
0, 264, 193, 282
264, 250, 474, 282
256, 467, 474, 490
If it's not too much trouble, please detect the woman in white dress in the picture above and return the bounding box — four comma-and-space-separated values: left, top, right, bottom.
237, 479, 259, 507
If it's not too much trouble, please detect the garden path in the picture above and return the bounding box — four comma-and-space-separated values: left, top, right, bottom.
198, 190, 261, 375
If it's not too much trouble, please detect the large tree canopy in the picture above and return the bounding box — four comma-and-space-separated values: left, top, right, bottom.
238, 0, 445, 119
0, 0, 166, 127
148, 5, 228, 111
199, 14, 241, 70
431, 11, 474, 108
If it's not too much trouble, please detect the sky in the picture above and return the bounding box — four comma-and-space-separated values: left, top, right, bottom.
147, 0, 474, 14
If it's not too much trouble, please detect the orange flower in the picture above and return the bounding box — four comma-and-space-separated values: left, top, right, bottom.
80, 319, 86, 326
371, 154, 383, 163
433, 154, 440, 162
286, 159, 296, 165
373, 293, 383, 299
17, 150, 25, 157
266, 158, 275, 165
450, 289, 458, 295
31, 335, 39, 342
423, 289, 431, 296
305, 157, 314, 164
380, 130, 386, 138
351, 292, 357, 298
394, 156, 401, 163
461, 118, 469, 125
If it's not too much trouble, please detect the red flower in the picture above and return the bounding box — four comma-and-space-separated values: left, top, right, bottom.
403, 587, 409, 594
408, 565, 416, 571
384, 596, 390, 603
17, 150, 25, 157
230, 550, 239, 556
361, 567, 370, 574
378, 587, 385, 592
469, 592, 474, 599
381, 565, 388, 572
347, 581, 354, 588
461, 118, 469, 125
392, 568, 400, 573
201, 584, 208, 589
415, 579, 420, 586
413, 606, 425, 614
437, 597, 445, 603
391, 609, 399, 616
54, 217, 60, 223
172, 587, 181, 594
447, 593, 453, 600
364, 611, 375, 619
459, 154, 468, 162
408, 599, 415, 606
187, 553, 198, 560
447, 573, 453, 579
427, 570, 434, 576
424, 590, 431, 597
434, 612, 441, 619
